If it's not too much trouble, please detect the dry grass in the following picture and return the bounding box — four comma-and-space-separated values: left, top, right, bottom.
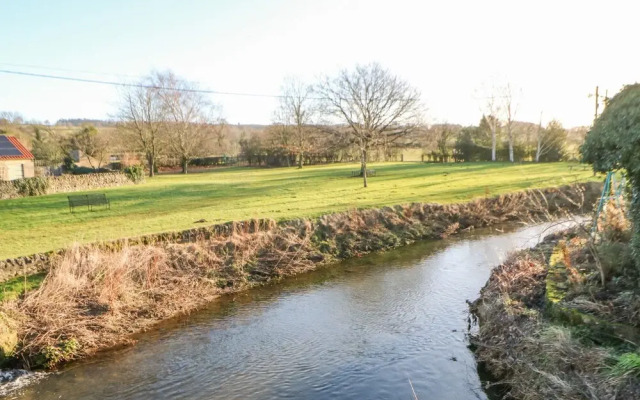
13, 220, 317, 368
472, 196, 640, 399
1, 183, 601, 369
472, 251, 621, 399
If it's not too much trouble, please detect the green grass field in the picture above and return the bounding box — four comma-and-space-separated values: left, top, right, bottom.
0, 162, 598, 259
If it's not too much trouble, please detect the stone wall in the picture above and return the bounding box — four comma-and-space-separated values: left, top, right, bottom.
0, 172, 134, 200
46, 172, 133, 194
0, 253, 54, 282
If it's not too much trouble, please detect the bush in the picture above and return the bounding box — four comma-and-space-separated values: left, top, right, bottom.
124, 165, 145, 184
583, 84, 640, 268
12, 177, 49, 196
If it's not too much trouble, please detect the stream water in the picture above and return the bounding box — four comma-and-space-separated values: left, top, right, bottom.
4, 221, 573, 399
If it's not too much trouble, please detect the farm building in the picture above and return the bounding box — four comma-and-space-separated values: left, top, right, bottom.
0, 135, 35, 180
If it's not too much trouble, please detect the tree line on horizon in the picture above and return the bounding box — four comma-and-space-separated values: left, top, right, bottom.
1, 63, 586, 187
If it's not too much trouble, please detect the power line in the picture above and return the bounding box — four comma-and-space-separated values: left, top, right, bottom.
0, 68, 425, 102
0, 69, 287, 99
0, 62, 142, 80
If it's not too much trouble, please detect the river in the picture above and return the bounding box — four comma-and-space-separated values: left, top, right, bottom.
4, 221, 572, 399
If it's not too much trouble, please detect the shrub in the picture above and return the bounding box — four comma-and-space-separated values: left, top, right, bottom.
0, 181, 19, 199
611, 352, 640, 378
123, 164, 145, 184
583, 84, 640, 268
12, 177, 49, 196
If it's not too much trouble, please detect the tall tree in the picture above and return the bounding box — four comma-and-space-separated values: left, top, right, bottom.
155, 71, 215, 174
31, 125, 65, 166
501, 83, 520, 162
316, 63, 422, 187
478, 87, 501, 161
116, 75, 165, 177
275, 77, 316, 169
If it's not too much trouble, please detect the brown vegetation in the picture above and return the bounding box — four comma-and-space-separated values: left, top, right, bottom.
471, 196, 640, 399
1, 182, 601, 369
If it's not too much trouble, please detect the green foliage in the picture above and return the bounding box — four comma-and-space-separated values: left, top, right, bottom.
455, 126, 492, 162
582, 84, 640, 174
611, 352, 640, 378
12, 176, 49, 196
37, 338, 79, 368
583, 84, 640, 266
538, 120, 568, 162
123, 164, 145, 184
31, 126, 64, 166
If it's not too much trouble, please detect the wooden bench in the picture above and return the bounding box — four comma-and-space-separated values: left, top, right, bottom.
68, 194, 110, 213
351, 169, 376, 177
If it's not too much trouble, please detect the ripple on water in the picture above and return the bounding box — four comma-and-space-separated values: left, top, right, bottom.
0, 370, 48, 398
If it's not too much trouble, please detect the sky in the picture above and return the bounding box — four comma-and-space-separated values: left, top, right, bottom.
0, 0, 638, 127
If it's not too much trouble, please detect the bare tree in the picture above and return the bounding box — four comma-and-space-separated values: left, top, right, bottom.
275, 77, 316, 169
155, 71, 216, 174
478, 86, 501, 161
316, 63, 422, 187
502, 83, 520, 162
116, 76, 165, 177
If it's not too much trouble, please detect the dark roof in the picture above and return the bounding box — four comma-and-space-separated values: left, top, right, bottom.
0, 136, 34, 160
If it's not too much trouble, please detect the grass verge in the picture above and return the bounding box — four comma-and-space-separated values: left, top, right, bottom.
0, 162, 597, 259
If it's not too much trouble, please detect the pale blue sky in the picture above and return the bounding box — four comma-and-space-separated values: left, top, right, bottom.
1, 0, 638, 127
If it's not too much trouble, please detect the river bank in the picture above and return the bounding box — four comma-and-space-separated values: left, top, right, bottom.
0, 182, 601, 370
471, 199, 640, 399
3, 221, 580, 399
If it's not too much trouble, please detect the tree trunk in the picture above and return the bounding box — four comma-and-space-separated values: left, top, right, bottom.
147, 154, 155, 177
298, 151, 303, 169
491, 128, 496, 161
181, 158, 188, 174
535, 138, 541, 162
508, 138, 514, 162
361, 147, 368, 188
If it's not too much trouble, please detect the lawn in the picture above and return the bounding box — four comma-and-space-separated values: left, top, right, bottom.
0, 162, 598, 259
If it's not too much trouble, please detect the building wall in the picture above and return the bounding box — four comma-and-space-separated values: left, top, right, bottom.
0, 159, 35, 181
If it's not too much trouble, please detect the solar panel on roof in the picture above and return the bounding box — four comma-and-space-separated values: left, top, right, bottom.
0, 136, 24, 156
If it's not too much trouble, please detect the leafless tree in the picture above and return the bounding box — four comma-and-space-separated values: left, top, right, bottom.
116, 75, 165, 177
155, 71, 216, 174
501, 83, 520, 162
478, 86, 501, 161
275, 77, 316, 168
316, 63, 422, 187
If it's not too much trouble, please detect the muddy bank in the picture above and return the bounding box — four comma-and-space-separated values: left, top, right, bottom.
1, 183, 601, 370
471, 211, 640, 399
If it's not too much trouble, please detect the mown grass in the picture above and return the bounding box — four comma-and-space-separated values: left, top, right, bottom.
0, 162, 598, 259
